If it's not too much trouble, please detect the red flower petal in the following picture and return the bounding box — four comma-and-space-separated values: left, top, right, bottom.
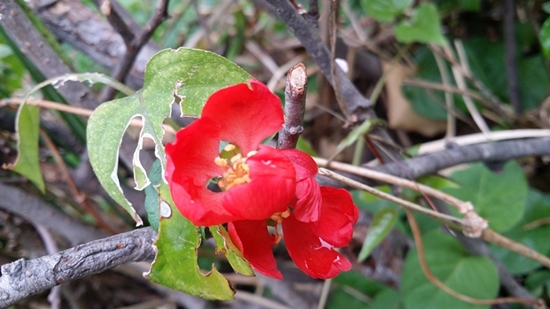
281, 149, 318, 181
312, 187, 359, 247
223, 146, 296, 220
282, 214, 352, 279
166, 119, 236, 226
281, 149, 322, 222
293, 176, 322, 222
201, 80, 284, 154
228, 220, 282, 279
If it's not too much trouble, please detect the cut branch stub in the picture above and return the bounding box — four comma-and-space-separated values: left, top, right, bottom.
278, 63, 307, 150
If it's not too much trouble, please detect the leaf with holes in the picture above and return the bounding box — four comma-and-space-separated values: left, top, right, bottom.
145, 182, 235, 300
87, 48, 251, 224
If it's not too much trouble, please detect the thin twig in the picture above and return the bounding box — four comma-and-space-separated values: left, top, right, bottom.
245, 41, 280, 74
441, 43, 490, 133
183, 0, 233, 48
316, 159, 475, 216
482, 229, 550, 270
329, 0, 351, 121
503, 0, 521, 114
266, 54, 307, 90
317, 168, 466, 228
432, 45, 512, 121
278, 63, 308, 149
99, 0, 170, 102
317, 278, 332, 309
39, 129, 119, 234
2, 98, 176, 135
416, 130, 550, 154
271, 0, 371, 113
319, 165, 550, 271
432, 50, 456, 138
402, 78, 497, 110
94, 0, 137, 45
405, 209, 546, 308
191, 0, 213, 49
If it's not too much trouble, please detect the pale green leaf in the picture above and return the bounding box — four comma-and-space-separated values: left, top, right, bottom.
87, 48, 251, 225
3, 104, 45, 192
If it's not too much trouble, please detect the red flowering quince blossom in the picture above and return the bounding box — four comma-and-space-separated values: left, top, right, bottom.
165, 79, 359, 279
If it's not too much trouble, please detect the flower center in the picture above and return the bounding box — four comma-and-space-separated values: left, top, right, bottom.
214, 144, 257, 191
270, 208, 291, 244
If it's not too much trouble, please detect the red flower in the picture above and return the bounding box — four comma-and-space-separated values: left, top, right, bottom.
165, 80, 358, 279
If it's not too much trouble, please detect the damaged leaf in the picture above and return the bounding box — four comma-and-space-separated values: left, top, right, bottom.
87, 48, 251, 225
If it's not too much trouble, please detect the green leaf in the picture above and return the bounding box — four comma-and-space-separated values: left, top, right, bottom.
3, 104, 45, 192
541, 18, 550, 59
402, 231, 499, 309
87, 48, 251, 224
144, 159, 162, 231
358, 208, 398, 262
352, 188, 400, 213
333, 119, 384, 156
209, 225, 254, 276
525, 270, 550, 296
328, 273, 387, 309
395, 3, 446, 45
146, 182, 235, 300
333, 271, 385, 296
544, 2, 550, 14
361, 0, 413, 23
327, 289, 368, 309
368, 288, 403, 309
444, 162, 527, 232
490, 189, 550, 274
296, 137, 318, 157
458, 0, 480, 11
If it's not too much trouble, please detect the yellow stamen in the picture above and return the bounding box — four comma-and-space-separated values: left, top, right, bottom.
214, 157, 228, 168
214, 144, 255, 191
224, 144, 236, 152
270, 208, 291, 224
